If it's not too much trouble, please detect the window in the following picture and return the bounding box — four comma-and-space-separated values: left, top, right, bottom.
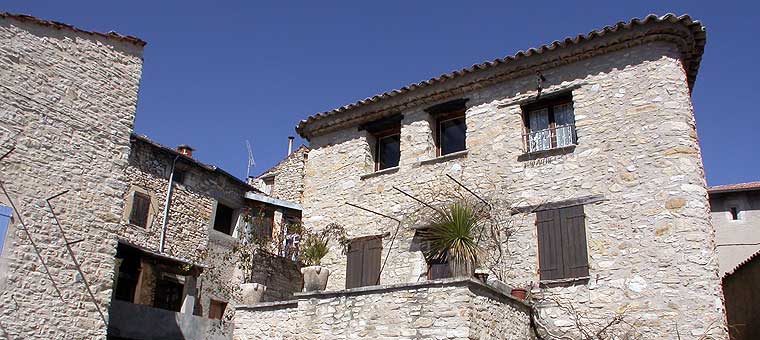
437, 111, 466, 156
0, 205, 11, 255
262, 176, 274, 195
213, 203, 235, 235
249, 206, 274, 239
523, 95, 576, 153
730, 207, 740, 220
128, 192, 151, 228
427, 256, 451, 280
374, 129, 401, 171
172, 169, 186, 185
209, 299, 227, 320
346, 237, 382, 289
536, 205, 589, 281
153, 276, 184, 312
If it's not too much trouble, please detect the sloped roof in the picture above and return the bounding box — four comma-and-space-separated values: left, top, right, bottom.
296, 13, 705, 139
1, 12, 146, 46
724, 249, 760, 279
708, 181, 760, 195
255, 145, 309, 179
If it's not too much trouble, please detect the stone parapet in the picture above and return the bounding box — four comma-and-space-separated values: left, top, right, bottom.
234, 278, 532, 340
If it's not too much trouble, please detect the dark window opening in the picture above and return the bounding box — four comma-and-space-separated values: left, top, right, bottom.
213, 203, 235, 235
375, 131, 401, 171
437, 112, 466, 156
172, 169, 186, 185
153, 276, 184, 312
129, 192, 151, 228
209, 299, 227, 320
522, 95, 576, 153
346, 237, 382, 289
114, 244, 141, 303
249, 206, 274, 239
262, 176, 274, 195
730, 207, 740, 220
536, 205, 589, 281
427, 256, 451, 280
0, 205, 10, 255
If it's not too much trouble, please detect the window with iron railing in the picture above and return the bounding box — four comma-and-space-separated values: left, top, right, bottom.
522, 96, 576, 153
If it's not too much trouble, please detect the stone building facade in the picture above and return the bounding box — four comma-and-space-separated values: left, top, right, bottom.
707, 182, 760, 275
289, 14, 726, 339
251, 144, 309, 204
0, 13, 144, 339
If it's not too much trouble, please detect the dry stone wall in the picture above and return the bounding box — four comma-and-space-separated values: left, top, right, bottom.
0, 16, 144, 339
301, 41, 726, 338
253, 146, 308, 204
233, 278, 532, 340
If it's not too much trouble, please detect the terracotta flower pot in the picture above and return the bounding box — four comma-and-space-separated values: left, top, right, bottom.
301, 265, 330, 292
240, 283, 266, 305
510, 288, 528, 300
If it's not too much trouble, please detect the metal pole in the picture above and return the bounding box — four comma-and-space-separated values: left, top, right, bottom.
159, 155, 179, 253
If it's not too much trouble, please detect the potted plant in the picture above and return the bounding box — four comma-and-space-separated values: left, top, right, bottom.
299, 223, 346, 292
419, 201, 484, 278
236, 209, 272, 304
510, 286, 528, 300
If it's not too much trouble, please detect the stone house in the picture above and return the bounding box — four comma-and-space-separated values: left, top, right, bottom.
707, 182, 760, 340
0, 13, 145, 339
707, 181, 760, 275
235, 14, 728, 339
250, 138, 309, 205
108, 134, 303, 339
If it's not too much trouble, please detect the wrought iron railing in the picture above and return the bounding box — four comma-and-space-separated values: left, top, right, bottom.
523, 124, 576, 153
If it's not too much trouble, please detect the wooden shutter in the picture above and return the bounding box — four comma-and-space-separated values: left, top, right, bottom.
130, 193, 150, 228
362, 238, 382, 286
346, 239, 364, 289
536, 209, 564, 280
560, 205, 589, 278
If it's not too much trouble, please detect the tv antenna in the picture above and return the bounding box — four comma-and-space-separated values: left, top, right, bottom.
246, 140, 255, 178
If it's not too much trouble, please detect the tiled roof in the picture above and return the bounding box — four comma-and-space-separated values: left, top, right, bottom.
1, 12, 146, 46
708, 181, 760, 194
724, 248, 760, 279
131, 133, 260, 193
296, 13, 705, 139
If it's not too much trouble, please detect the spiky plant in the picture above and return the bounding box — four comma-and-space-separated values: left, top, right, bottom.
300, 234, 330, 266
420, 201, 484, 277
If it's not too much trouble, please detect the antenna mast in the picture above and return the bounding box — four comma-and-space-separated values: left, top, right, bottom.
246, 140, 255, 178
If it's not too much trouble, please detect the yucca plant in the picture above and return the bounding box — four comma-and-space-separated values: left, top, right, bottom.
420, 201, 484, 278
300, 234, 330, 266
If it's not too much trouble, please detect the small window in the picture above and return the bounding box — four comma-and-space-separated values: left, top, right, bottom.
0, 205, 11, 255
249, 206, 274, 239
427, 256, 451, 280
153, 276, 184, 312
536, 205, 589, 281
262, 176, 274, 195
523, 95, 576, 153
173, 169, 186, 185
209, 299, 227, 320
213, 203, 235, 235
437, 111, 466, 156
730, 207, 740, 220
346, 237, 382, 289
374, 130, 401, 171
129, 192, 151, 228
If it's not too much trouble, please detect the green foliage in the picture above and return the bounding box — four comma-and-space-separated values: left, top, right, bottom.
299, 222, 347, 266
419, 201, 484, 277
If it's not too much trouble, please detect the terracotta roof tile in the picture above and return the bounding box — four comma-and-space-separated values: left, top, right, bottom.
296, 13, 705, 138
708, 181, 760, 194
723, 248, 760, 278
1, 12, 146, 46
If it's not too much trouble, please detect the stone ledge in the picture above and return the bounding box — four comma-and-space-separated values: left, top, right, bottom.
236, 300, 298, 311
359, 166, 400, 180
293, 277, 530, 310
417, 150, 468, 166
517, 145, 575, 161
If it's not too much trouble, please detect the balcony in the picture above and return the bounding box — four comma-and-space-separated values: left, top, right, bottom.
523, 124, 576, 154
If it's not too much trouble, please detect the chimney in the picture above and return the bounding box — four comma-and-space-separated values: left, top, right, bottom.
176, 144, 194, 158
287, 136, 294, 155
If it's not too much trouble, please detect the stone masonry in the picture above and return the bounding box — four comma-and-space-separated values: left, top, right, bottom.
252, 145, 309, 204
234, 278, 532, 340
295, 15, 727, 339
0, 13, 144, 339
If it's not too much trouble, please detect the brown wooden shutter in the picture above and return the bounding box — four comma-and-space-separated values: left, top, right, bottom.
536, 209, 564, 280
130, 193, 150, 228
362, 238, 382, 286
560, 205, 589, 278
346, 239, 364, 289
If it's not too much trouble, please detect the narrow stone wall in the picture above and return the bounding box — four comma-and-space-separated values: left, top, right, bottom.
253, 146, 308, 204
0, 15, 144, 338
233, 279, 532, 340
250, 252, 302, 302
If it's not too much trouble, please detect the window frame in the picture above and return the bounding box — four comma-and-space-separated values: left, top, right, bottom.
435, 109, 467, 157
346, 237, 382, 289
209, 299, 228, 320
522, 95, 576, 153
128, 192, 151, 229
373, 127, 401, 171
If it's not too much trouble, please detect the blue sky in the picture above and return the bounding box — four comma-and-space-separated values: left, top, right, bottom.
3, 1, 758, 186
